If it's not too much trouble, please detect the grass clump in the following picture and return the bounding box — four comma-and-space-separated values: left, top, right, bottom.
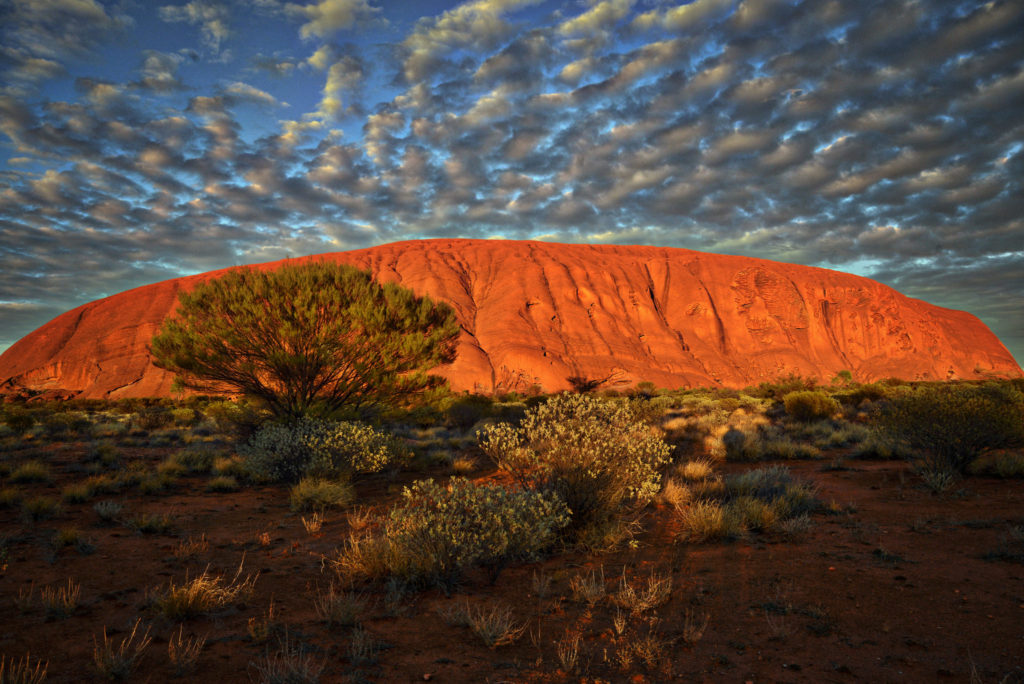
289, 477, 354, 512
125, 513, 174, 535
332, 478, 568, 587
206, 475, 240, 492
93, 618, 152, 681
0, 487, 23, 509
0, 652, 47, 684
168, 625, 206, 676
9, 460, 52, 484
969, 452, 1024, 478
21, 496, 61, 522
313, 584, 365, 628
40, 578, 81, 619
250, 631, 323, 684
675, 466, 818, 542
480, 392, 671, 540
149, 561, 258, 620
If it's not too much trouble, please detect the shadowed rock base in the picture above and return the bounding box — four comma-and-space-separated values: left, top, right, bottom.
0, 239, 1020, 398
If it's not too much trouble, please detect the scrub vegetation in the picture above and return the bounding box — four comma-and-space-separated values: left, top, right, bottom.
0, 376, 1021, 681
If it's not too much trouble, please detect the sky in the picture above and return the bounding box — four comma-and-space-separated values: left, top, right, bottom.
1, 0, 1022, 365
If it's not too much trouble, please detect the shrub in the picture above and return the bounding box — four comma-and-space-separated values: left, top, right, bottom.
289, 478, 354, 512
880, 382, 1024, 474
3, 408, 35, 434
783, 391, 840, 422
969, 452, 1024, 478
479, 393, 672, 537
334, 478, 569, 586
240, 419, 408, 483
93, 500, 123, 523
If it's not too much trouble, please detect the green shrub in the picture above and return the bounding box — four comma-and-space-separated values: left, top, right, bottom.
170, 408, 197, 426
3, 407, 35, 434
240, 419, 408, 483
444, 395, 495, 429
783, 391, 840, 422
968, 452, 1024, 478
880, 383, 1024, 474
479, 393, 672, 537
336, 478, 569, 586
171, 448, 216, 474
289, 477, 354, 511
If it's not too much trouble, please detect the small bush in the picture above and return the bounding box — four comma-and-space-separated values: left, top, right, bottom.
167, 625, 206, 676
333, 478, 569, 586
170, 408, 197, 426
480, 393, 671, 538
969, 452, 1024, 478
240, 419, 408, 483
173, 449, 216, 474
40, 578, 81, 619
125, 513, 174, 535
289, 478, 354, 512
3, 408, 35, 434
93, 500, 124, 523
880, 382, 1024, 474
314, 584, 366, 628
783, 391, 840, 422
675, 500, 744, 542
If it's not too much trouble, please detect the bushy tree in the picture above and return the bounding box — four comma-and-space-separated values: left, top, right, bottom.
151, 262, 460, 421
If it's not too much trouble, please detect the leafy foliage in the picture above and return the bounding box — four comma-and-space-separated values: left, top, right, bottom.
879, 382, 1024, 474
239, 418, 408, 483
334, 478, 569, 586
151, 262, 460, 420
479, 393, 672, 537
782, 391, 840, 422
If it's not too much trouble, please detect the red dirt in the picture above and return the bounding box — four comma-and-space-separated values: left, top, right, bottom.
1, 239, 1020, 399
2, 439, 1023, 683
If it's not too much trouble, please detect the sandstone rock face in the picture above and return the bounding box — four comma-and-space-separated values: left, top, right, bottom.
1, 240, 1020, 398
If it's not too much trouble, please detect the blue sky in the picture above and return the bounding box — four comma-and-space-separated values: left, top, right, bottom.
1, 0, 1022, 364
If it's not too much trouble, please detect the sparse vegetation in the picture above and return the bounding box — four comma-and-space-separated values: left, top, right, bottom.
2, 381, 1023, 681
0, 652, 47, 684
92, 618, 152, 681
149, 561, 258, 620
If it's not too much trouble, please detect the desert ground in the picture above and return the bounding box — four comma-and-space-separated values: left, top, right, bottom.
1, 383, 1023, 683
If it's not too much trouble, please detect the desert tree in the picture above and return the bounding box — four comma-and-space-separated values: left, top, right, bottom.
150, 261, 460, 421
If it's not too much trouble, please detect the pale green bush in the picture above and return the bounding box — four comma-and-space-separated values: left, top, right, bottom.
334, 478, 569, 586
240, 419, 408, 482
479, 393, 672, 536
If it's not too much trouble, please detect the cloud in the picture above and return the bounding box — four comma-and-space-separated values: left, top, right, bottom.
1, 0, 131, 92
286, 0, 379, 40
401, 0, 543, 83
557, 0, 633, 37
159, 0, 232, 53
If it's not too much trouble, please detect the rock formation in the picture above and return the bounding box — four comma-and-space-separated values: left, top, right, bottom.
1, 240, 1020, 398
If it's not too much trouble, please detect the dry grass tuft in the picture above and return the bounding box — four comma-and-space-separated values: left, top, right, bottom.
150, 559, 257, 620
93, 618, 152, 680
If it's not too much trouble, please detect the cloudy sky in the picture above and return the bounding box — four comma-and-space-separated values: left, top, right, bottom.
1, 0, 1022, 364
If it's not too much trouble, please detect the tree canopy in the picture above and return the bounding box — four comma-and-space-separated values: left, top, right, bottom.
150, 261, 460, 420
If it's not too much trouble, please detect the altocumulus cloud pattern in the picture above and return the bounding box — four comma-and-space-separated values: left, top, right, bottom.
0, 0, 1022, 361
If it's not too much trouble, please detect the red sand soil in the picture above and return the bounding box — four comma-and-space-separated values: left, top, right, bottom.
1, 239, 1020, 399
2, 439, 1023, 683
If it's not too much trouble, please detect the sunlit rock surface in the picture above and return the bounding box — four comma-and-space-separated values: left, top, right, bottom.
1, 239, 1020, 398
